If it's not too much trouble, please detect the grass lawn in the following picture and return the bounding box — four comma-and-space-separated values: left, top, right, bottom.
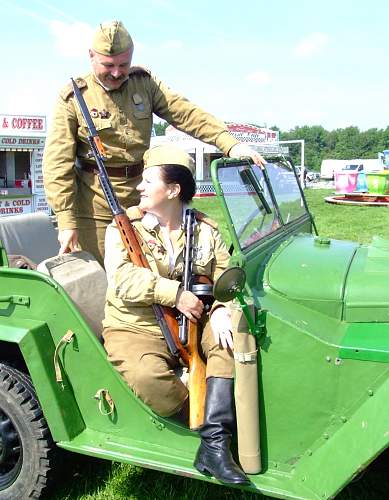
304, 189, 389, 244
196, 189, 389, 246
52, 188, 389, 500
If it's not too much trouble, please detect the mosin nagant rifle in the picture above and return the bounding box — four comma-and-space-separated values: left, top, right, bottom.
71, 78, 205, 428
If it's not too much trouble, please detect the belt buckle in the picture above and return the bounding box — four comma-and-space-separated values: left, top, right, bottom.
124, 166, 131, 178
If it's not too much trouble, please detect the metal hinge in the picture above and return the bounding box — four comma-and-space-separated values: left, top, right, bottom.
0, 295, 30, 306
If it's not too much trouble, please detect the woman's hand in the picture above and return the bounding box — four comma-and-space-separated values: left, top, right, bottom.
176, 289, 204, 322
210, 306, 234, 350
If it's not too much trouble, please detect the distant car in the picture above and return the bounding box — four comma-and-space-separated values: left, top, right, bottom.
306, 171, 320, 182
343, 164, 364, 172
295, 166, 314, 176
294, 167, 320, 184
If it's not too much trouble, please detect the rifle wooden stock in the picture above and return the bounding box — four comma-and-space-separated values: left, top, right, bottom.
186, 274, 213, 429
186, 320, 206, 429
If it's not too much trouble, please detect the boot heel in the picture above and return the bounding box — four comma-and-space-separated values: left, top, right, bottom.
194, 462, 209, 474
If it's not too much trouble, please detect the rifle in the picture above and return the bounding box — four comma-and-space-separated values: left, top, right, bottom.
178, 209, 210, 429
179, 209, 196, 345
70, 78, 188, 365
71, 78, 207, 428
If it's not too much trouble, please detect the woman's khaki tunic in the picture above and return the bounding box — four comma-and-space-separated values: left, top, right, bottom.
102, 207, 234, 416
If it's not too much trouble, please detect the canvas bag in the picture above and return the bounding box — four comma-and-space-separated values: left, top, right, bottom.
37, 251, 107, 340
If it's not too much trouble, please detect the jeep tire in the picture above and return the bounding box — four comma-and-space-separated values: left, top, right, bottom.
0, 363, 55, 499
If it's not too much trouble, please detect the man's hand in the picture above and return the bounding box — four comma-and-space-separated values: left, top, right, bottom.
58, 229, 81, 254
229, 143, 266, 167
176, 289, 204, 322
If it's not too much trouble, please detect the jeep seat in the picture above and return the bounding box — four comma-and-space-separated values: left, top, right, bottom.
0, 213, 106, 339
0, 212, 60, 264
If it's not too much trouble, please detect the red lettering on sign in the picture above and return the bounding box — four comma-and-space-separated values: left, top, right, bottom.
0, 207, 23, 214
11, 117, 44, 130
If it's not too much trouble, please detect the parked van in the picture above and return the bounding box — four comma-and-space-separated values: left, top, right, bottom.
321, 159, 382, 179
343, 164, 364, 173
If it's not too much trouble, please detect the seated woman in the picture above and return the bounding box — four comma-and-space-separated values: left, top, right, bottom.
102, 145, 249, 485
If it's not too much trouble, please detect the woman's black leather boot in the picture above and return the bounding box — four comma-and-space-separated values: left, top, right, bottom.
194, 377, 250, 485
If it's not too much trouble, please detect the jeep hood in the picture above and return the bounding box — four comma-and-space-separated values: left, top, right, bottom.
264, 234, 389, 321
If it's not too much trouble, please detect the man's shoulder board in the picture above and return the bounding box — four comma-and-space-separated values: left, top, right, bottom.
60, 78, 87, 101
126, 206, 144, 221
194, 210, 218, 229
128, 65, 151, 77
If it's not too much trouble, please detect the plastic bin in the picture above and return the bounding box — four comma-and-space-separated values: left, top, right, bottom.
365, 171, 389, 195
356, 172, 368, 192
334, 171, 358, 193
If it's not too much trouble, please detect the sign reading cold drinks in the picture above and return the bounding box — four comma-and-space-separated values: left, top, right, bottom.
0, 197, 32, 215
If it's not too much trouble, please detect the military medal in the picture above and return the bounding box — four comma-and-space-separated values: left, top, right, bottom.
147, 239, 157, 250
100, 109, 111, 119
90, 108, 99, 118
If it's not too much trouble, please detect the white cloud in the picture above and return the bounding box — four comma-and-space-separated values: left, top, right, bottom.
0, 0, 49, 25
49, 20, 94, 58
150, 0, 171, 7
162, 40, 184, 49
134, 40, 145, 51
31, 0, 79, 23
294, 32, 329, 58
246, 71, 271, 86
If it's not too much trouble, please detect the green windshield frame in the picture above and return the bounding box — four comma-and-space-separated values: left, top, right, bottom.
211, 157, 310, 252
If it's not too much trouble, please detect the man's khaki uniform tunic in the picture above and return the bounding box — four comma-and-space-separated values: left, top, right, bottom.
43, 69, 239, 263
102, 207, 234, 417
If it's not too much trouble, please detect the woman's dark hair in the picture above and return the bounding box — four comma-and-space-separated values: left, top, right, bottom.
159, 164, 196, 203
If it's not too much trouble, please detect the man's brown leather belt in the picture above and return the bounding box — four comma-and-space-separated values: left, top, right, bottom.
78, 160, 143, 178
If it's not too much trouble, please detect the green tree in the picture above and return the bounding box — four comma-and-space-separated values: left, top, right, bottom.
154, 121, 168, 136
152, 120, 389, 170
279, 125, 389, 171
334, 126, 361, 159
281, 125, 329, 170
358, 128, 381, 158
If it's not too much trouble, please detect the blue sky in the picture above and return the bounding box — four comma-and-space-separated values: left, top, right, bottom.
0, 0, 388, 132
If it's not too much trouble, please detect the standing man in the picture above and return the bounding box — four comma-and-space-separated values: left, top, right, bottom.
43, 20, 264, 265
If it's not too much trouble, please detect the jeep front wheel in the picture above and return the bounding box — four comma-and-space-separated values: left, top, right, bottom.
0, 363, 55, 499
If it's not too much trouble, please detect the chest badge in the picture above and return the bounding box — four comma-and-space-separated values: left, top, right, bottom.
90, 108, 99, 118
132, 93, 145, 112
99, 109, 111, 119
147, 239, 165, 254
147, 239, 157, 250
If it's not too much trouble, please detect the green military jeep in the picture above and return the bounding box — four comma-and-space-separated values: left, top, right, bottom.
1, 157, 389, 499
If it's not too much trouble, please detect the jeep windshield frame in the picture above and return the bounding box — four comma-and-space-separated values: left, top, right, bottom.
211, 156, 315, 257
